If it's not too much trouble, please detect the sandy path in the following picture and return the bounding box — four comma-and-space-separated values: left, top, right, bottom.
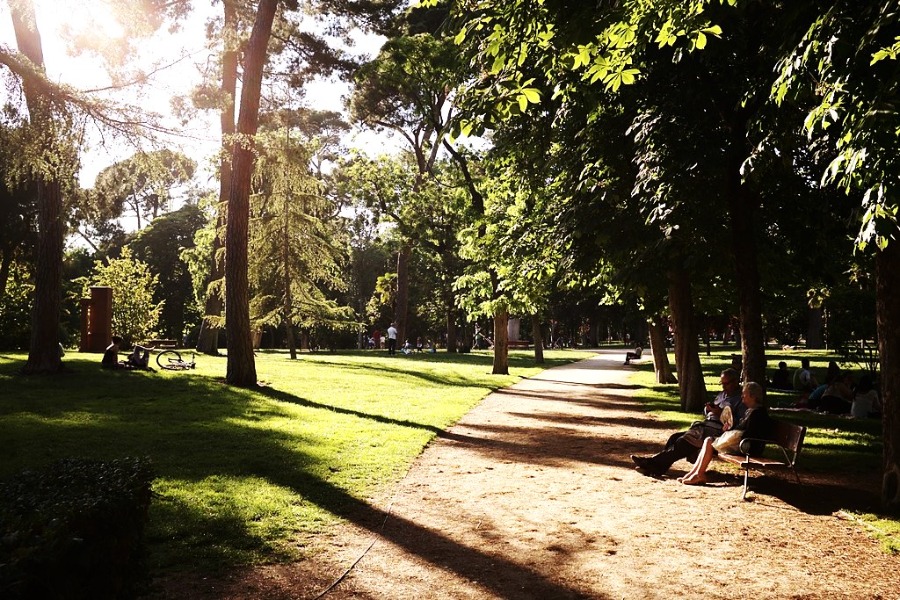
162, 350, 900, 599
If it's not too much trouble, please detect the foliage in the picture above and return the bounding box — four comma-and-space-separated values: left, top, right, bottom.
78, 247, 162, 345
129, 204, 207, 341
89, 149, 197, 232
773, 0, 900, 250
0, 457, 153, 600
248, 130, 357, 342
0, 261, 33, 350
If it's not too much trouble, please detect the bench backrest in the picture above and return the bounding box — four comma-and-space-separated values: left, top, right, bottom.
771, 420, 806, 465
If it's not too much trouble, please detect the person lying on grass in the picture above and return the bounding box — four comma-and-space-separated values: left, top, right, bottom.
680, 381, 774, 485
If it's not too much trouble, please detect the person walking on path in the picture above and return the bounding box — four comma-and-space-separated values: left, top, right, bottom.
386, 322, 398, 355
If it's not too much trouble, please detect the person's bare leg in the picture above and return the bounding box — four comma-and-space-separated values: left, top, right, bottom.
682, 439, 715, 485
678, 447, 705, 482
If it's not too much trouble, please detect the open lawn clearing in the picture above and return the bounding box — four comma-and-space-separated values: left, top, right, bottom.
0, 348, 586, 575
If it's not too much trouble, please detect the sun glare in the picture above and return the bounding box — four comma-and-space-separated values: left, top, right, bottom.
38, 0, 125, 44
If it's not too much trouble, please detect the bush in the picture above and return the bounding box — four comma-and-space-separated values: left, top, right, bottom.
0, 457, 153, 600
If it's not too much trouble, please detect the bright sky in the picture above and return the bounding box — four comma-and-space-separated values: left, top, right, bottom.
0, 0, 388, 189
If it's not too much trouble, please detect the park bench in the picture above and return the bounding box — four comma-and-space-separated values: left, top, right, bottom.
624, 346, 643, 365
508, 340, 530, 349
717, 420, 806, 500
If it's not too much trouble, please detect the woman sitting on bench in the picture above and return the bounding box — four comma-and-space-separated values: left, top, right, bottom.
679, 381, 773, 485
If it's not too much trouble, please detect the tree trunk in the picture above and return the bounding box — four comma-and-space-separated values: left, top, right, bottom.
283, 209, 296, 360
395, 243, 411, 345
726, 140, 766, 386
668, 265, 706, 411
876, 242, 900, 512
492, 309, 509, 375
531, 315, 544, 364
225, 0, 278, 387
12, 0, 64, 374
197, 0, 238, 356
648, 314, 675, 384
445, 306, 457, 353
807, 306, 824, 349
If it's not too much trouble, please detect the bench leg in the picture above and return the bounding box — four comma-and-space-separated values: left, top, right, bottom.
741, 466, 750, 500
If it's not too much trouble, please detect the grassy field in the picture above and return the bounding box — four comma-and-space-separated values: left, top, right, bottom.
627, 346, 898, 553
0, 348, 587, 573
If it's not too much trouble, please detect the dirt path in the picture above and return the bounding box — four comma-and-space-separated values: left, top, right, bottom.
167, 350, 899, 599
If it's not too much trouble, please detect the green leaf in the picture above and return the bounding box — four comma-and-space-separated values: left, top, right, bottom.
491, 53, 507, 74
518, 94, 528, 113
521, 88, 541, 103
695, 32, 707, 50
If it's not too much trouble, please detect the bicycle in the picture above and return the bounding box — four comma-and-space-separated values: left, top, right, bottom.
156, 349, 196, 371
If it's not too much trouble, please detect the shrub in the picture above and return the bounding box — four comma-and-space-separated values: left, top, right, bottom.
0, 457, 153, 600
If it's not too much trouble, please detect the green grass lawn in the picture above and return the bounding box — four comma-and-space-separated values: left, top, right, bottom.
0, 348, 587, 573
628, 346, 898, 553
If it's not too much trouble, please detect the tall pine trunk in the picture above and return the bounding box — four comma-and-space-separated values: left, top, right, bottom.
12, 0, 64, 374
876, 242, 900, 512
668, 265, 706, 411
197, 0, 238, 355
225, 0, 278, 387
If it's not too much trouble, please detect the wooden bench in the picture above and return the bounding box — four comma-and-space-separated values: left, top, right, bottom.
508, 340, 530, 349
718, 420, 806, 500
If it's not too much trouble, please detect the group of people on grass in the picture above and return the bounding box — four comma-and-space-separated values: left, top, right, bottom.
770, 357, 880, 418
631, 368, 772, 485
367, 323, 436, 355
101, 336, 153, 371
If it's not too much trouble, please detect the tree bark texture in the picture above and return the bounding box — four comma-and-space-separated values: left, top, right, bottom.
395, 243, 411, 345
12, 0, 64, 374
225, 0, 278, 387
531, 315, 544, 364
725, 142, 766, 386
668, 265, 706, 411
445, 306, 457, 353
807, 306, 824, 349
648, 315, 675, 384
492, 309, 509, 375
876, 242, 900, 512
197, 0, 238, 356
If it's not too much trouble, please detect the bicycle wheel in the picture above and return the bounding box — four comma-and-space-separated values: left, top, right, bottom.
156, 349, 185, 370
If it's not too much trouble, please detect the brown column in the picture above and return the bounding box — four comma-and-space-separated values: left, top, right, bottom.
88, 286, 113, 352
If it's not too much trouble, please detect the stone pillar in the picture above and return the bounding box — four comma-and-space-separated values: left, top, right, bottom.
88, 286, 113, 352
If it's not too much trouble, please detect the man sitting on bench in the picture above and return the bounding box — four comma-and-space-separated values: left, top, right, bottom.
625, 345, 643, 365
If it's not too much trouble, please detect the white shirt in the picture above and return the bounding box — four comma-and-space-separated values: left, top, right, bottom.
387, 326, 398, 340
